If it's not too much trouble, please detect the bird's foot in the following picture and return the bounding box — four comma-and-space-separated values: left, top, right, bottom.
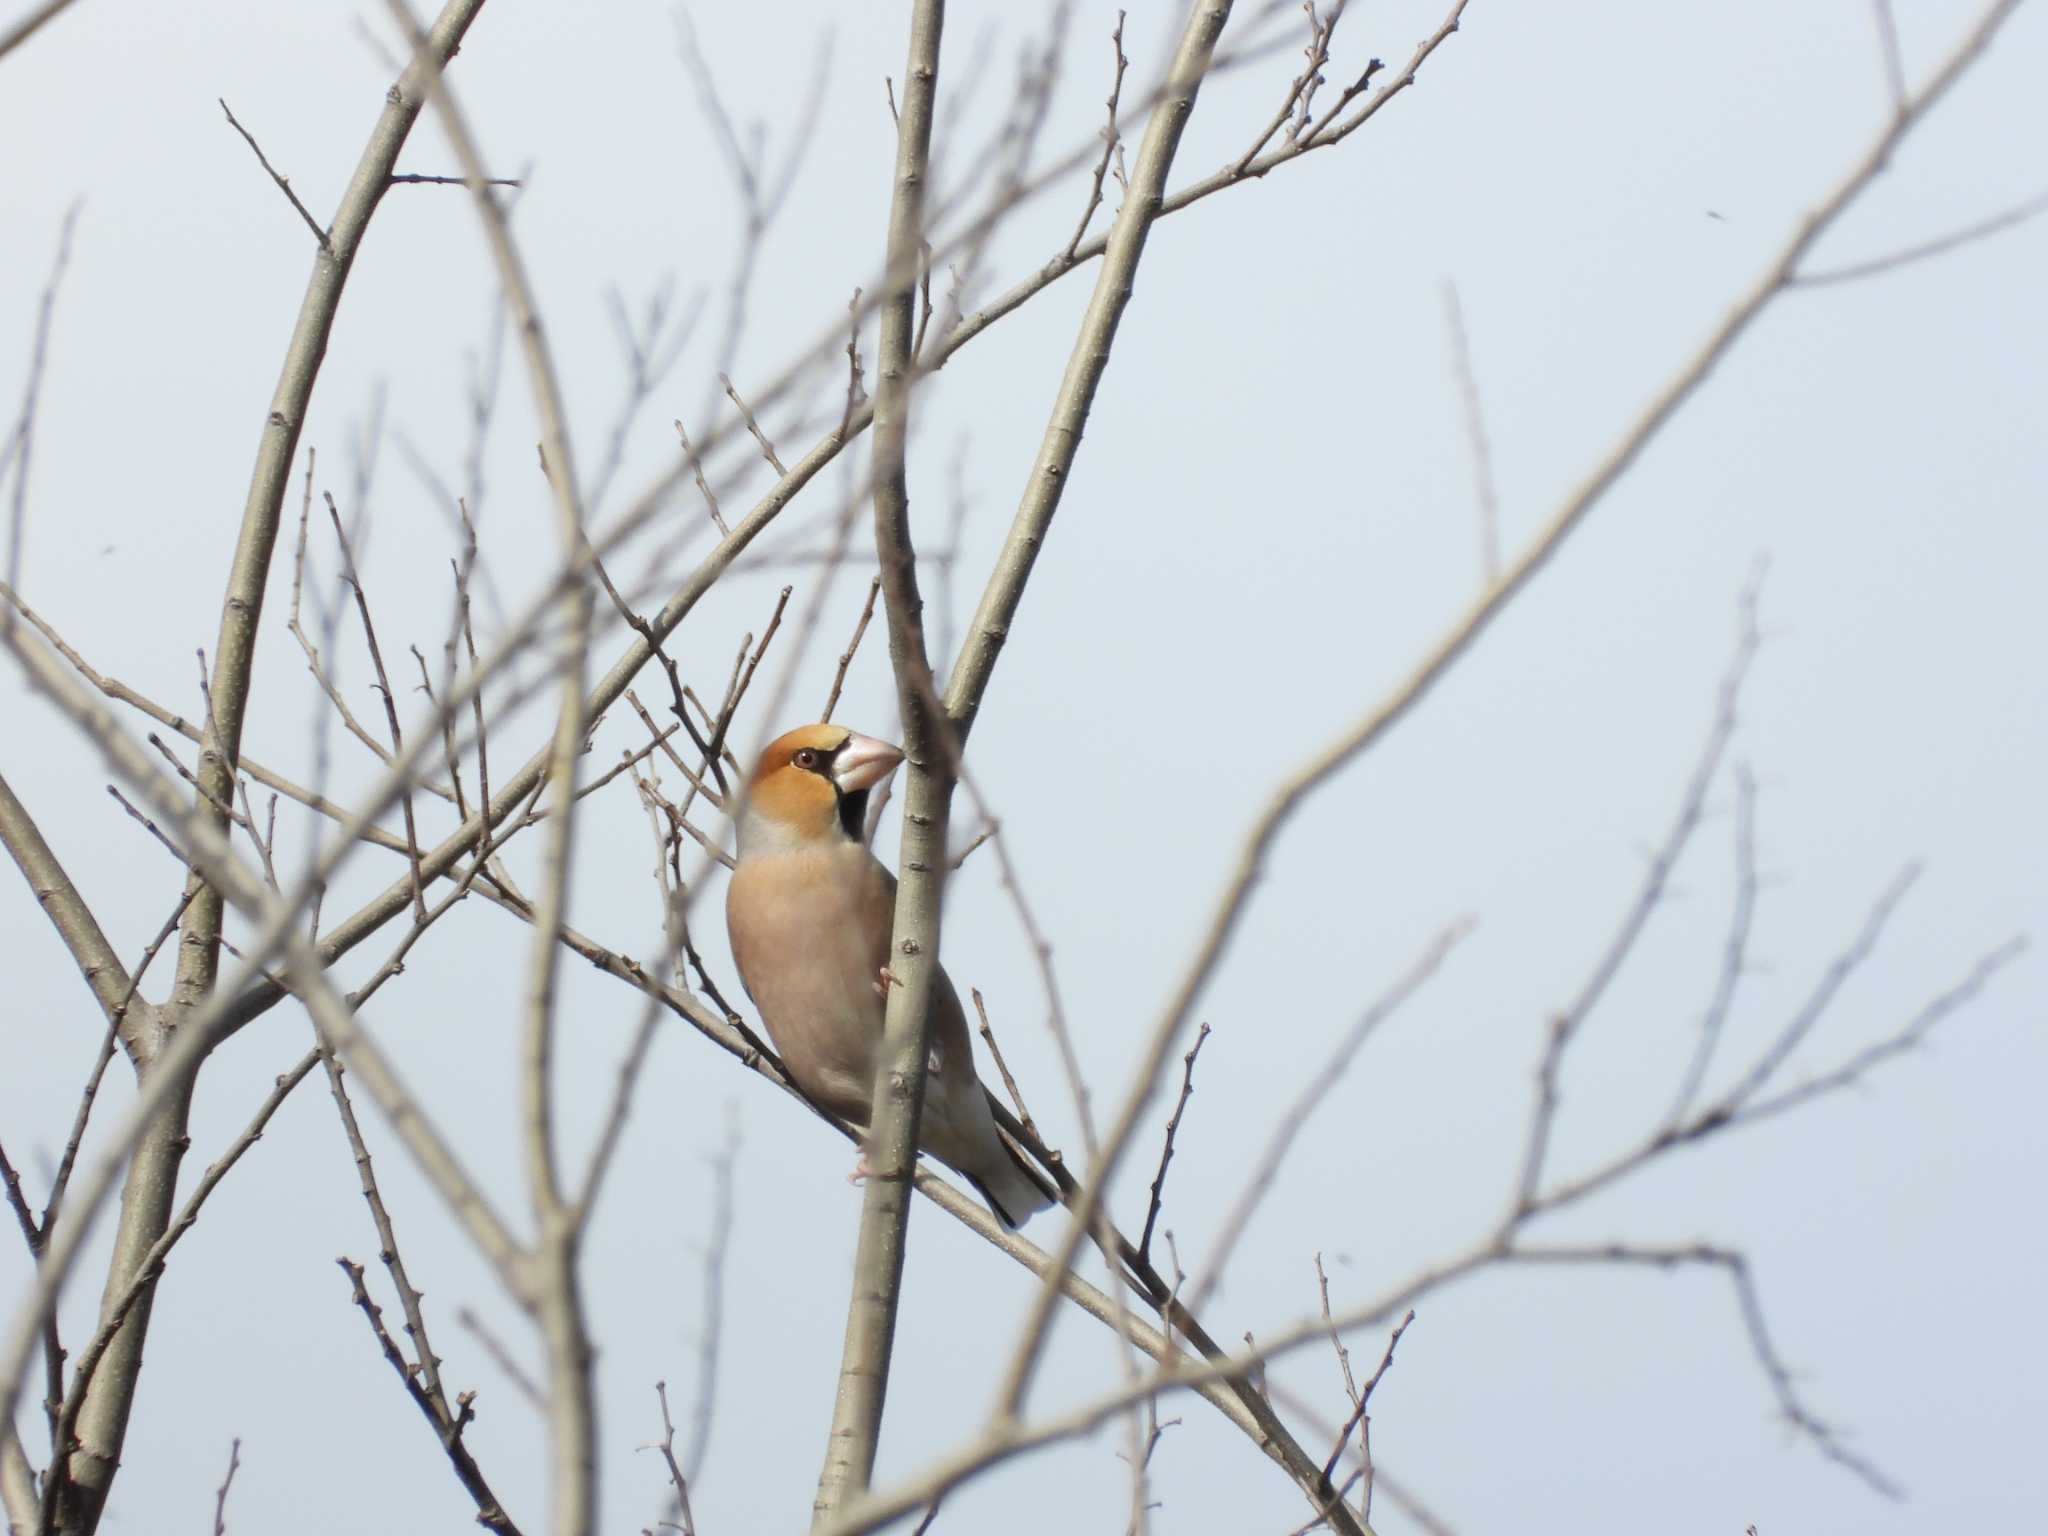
873, 964, 900, 998
847, 1151, 877, 1186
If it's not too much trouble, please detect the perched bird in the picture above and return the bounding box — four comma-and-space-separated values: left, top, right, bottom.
725, 723, 1054, 1227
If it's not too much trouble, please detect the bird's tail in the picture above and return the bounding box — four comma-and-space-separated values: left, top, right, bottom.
966, 1137, 1058, 1229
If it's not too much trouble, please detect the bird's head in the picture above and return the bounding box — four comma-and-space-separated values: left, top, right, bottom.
734, 724, 903, 858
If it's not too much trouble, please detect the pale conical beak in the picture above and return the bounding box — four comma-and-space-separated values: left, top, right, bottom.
831, 733, 904, 794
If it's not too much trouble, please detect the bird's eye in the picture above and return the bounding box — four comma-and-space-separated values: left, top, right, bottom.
793, 748, 820, 770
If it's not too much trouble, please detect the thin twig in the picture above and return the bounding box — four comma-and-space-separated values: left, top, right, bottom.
337, 1259, 524, 1532
1317, 1309, 1412, 1492
969, 989, 1038, 1141
1441, 279, 1499, 584
390, 170, 523, 187
1514, 578, 1760, 1213
218, 99, 331, 250
638, 1380, 697, 1536
319, 1044, 452, 1416
722, 374, 787, 474
822, 574, 883, 721
1504, 1242, 1901, 1496
327, 492, 430, 921
1187, 922, 1471, 1320
839, 287, 868, 442
672, 419, 730, 536
2, 202, 80, 605
455, 1306, 544, 1409
1792, 186, 2048, 287
683, 1106, 740, 1483
1871, 0, 1907, 114
210, 1436, 242, 1536
1137, 1023, 1209, 1266
1061, 12, 1129, 260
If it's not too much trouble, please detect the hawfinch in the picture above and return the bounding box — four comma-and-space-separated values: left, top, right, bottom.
725, 723, 1054, 1227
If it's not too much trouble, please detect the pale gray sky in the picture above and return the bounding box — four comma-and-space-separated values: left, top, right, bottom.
3, 2, 2044, 1533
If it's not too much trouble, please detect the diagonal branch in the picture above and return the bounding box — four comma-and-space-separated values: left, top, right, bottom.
0, 771, 137, 1040
337, 1259, 524, 1533
217, 99, 332, 252
0, 0, 83, 63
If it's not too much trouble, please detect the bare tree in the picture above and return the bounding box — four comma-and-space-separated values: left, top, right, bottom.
2, 3, 2039, 1534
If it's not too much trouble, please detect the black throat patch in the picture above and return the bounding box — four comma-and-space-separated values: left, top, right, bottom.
837, 787, 869, 842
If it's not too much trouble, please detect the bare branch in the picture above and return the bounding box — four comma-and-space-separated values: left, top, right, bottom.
1504, 1242, 1902, 1497
210, 1437, 242, 1536
1515, 578, 1760, 1212
455, 1306, 545, 1409
1137, 1023, 1208, 1267
838, 287, 868, 442
670, 419, 729, 536
389, 170, 523, 187
1317, 1308, 1412, 1496
1792, 185, 2048, 287
0, 0, 83, 63
46, 1048, 320, 1515
1870, 0, 1907, 113
1668, 761, 1761, 1124
2, 201, 79, 604
320, 1046, 452, 1416
325, 492, 430, 921
0, 771, 137, 1035
1233, 0, 1348, 173
970, 989, 1038, 1143
2, 575, 432, 853
1730, 934, 2027, 1129
1715, 865, 1921, 1114
218, 99, 332, 251
45, 889, 197, 1226
722, 374, 787, 475
683, 1107, 740, 1484
1060, 12, 1129, 260
822, 573, 883, 721
1441, 278, 1499, 584
1187, 922, 1471, 1319
815, 3, 950, 1518
337, 1259, 525, 1532
637, 1381, 697, 1536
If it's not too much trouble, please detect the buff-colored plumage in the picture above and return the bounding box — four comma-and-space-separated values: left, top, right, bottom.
725, 724, 1053, 1226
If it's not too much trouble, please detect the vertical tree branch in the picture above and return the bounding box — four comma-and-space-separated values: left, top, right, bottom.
812, 2, 947, 1525
48, 6, 492, 1534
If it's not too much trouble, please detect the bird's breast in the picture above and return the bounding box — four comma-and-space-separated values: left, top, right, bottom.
726, 845, 896, 1121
